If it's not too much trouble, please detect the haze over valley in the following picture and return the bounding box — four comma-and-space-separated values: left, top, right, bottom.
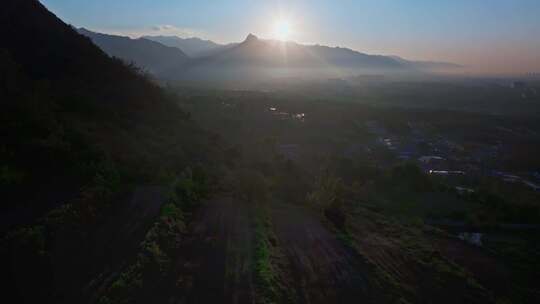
78, 28, 462, 86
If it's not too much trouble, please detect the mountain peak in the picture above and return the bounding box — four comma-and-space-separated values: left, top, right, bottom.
244, 33, 259, 43
78, 27, 92, 34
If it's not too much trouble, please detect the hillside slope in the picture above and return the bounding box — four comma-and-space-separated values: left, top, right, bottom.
1, 0, 217, 233
78, 28, 189, 75
1, 1, 221, 302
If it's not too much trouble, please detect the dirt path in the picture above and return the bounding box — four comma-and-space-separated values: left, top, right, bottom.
270, 203, 374, 304
433, 237, 512, 301
179, 198, 256, 304
166, 199, 375, 304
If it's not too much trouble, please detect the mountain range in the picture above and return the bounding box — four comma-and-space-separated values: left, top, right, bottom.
142, 35, 234, 57
80, 29, 461, 83
78, 28, 189, 75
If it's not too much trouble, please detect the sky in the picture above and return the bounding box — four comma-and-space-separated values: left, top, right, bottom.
40, 0, 540, 75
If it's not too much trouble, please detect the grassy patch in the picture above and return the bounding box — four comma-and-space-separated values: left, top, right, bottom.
98, 167, 208, 303
253, 206, 279, 304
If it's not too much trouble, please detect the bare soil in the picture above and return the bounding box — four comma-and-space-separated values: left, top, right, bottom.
270, 203, 374, 304
168, 200, 376, 304
177, 198, 257, 304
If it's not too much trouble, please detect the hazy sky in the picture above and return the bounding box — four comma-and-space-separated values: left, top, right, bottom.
41, 0, 540, 75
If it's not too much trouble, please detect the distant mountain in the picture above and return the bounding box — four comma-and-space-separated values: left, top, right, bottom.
390, 56, 462, 72
143, 35, 235, 57
78, 28, 189, 75
191, 34, 403, 69
80, 30, 460, 83
163, 34, 416, 82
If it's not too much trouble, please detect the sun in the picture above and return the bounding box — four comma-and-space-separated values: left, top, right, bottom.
273, 19, 292, 41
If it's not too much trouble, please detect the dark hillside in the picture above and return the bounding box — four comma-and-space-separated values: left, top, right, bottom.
1, 1, 221, 303
0, 0, 217, 231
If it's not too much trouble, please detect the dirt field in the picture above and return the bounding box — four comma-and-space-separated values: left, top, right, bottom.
174, 198, 257, 304
165, 199, 376, 304
433, 236, 512, 301
270, 203, 375, 304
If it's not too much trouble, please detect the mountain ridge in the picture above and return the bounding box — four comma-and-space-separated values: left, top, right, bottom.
142, 34, 234, 57
78, 28, 189, 75
162, 33, 410, 82
147, 32, 460, 71
79, 29, 461, 83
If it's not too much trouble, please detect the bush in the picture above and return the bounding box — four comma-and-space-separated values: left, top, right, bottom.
307, 168, 347, 229
160, 203, 182, 218
169, 166, 210, 210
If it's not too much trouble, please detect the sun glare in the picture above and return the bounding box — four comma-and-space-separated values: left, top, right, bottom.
273, 19, 291, 41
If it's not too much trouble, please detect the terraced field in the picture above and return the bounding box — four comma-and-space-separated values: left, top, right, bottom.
163, 199, 377, 304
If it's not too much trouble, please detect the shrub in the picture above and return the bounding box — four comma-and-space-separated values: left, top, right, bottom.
160, 203, 182, 218
169, 166, 210, 209
307, 168, 347, 229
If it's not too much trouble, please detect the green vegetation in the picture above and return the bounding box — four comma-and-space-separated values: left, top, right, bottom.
169, 166, 211, 210
99, 167, 209, 303
253, 207, 278, 303
307, 168, 347, 229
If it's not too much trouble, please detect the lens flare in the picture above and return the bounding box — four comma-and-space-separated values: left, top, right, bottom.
273, 19, 291, 41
